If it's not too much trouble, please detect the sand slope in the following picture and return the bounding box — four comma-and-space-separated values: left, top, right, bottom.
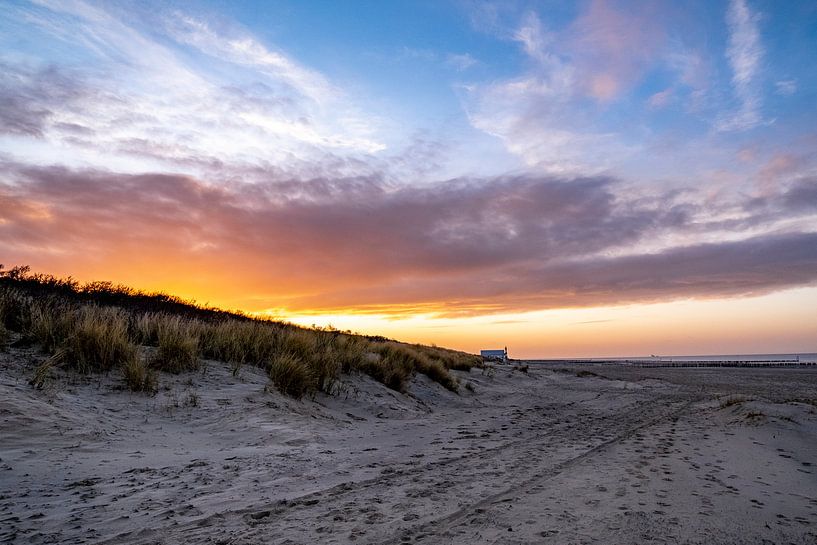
1, 351, 816, 544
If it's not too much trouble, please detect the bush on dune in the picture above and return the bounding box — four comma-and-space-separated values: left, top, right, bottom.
0, 288, 32, 333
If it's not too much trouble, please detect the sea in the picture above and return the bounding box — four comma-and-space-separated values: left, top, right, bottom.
639, 353, 817, 363
532, 353, 817, 364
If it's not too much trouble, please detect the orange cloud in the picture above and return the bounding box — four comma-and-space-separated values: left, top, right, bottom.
1, 160, 816, 318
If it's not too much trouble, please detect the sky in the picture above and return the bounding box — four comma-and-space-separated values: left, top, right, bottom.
1, 0, 816, 358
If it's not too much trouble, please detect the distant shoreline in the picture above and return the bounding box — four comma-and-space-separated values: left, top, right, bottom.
521, 359, 817, 368
517, 352, 817, 366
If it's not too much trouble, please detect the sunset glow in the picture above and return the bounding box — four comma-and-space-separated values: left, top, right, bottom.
1, 0, 816, 357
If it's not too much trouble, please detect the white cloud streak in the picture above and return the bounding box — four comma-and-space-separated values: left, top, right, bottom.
445, 53, 478, 71
166, 14, 336, 104
775, 79, 797, 96
463, 11, 641, 174
2, 0, 386, 179
717, 0, 764, 131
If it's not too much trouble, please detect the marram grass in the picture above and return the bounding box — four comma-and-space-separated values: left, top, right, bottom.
1, 267, 482, 398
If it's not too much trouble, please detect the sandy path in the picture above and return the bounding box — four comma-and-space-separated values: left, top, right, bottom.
2, 351, 816, 544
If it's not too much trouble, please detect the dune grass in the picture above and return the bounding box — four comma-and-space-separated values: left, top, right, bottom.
27, 299, 76, 354
62, 306, 137, 373
267, 353, 315, 399
122, 358, 158, 393
356, 344, 414, 392
151, 315, 200, 373
0, 265, 482, 398
198, 319, 280, 374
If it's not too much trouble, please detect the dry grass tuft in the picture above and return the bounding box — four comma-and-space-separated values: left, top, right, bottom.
132, 312, 161, 346
330, 334, 367, 373
30, 355, 58, 389
277, 329, 316, 362
363, 344, 419, 392
415, 356, 459, 391
414, 345, 481, 372
122, 357, 158, 393
267, 353, 314, 399
26, 304, 137, 374
27, 300, 76, 354
62, 306, 137, 373
307, 331, 342, 394
152, 315, 200, 373
353, 343, 464, 392
199, 320, 280, 374
184, 391, 199, 407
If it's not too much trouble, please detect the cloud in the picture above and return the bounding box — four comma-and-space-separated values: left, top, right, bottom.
756, 153, 806, 194
574, 319, 614, 325
465, 70, 636, 173
463, 15, 597, 172
2, 0, 815, 325
512, 11, 553, 64
291, 230, 817, 316
565, 0, 666, 102
0, 63, 91, 137
716, 0, 764, 131
781, 177, 817, 213
166, 14, 335, 103
775, 79, 797, 96
647, 88, 674, 110
445, 53, 478, 71
0, 0, 385, 178
1, 160, 814, 316
462, 2, 668, 172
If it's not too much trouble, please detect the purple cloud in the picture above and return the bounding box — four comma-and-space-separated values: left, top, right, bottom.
1, 160, 814, 316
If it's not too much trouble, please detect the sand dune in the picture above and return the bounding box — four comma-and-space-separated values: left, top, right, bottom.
1, 350, 816, 544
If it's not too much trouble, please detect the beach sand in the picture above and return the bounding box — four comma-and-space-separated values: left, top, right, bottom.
1, 350, 816, 544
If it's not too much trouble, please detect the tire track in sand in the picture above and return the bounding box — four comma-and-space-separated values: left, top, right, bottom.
384, 397, 699, 545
